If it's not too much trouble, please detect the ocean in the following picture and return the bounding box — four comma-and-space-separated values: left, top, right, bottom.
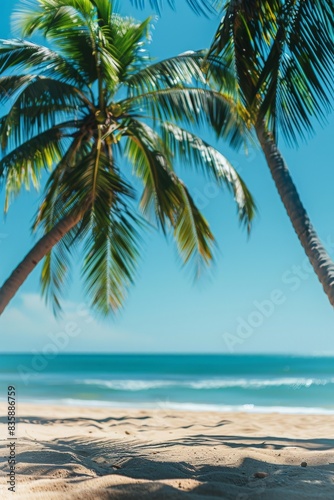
1, 354, 334, 414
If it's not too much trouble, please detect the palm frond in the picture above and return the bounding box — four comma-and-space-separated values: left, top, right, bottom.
90, 0, 113, 23
129, 0, 220, 17
0, 126, 70, 211
208, 0, 334, 144
125, 118, 217, 269
13, 0, 119, 84
122, 87, 248, 149
0, 76, 91, 151
0, 74, 92, 110
162, 122, 255, 229
0, 40, 89, 88
41, 149, 134, 221
173, 181, 215, 274
33, 133, 90, 231
126, 51, 207, 93
207, 0, 262, 109
124, 119, 180, 228
36, 137, 137, 314
263, 0, 334, 144
82, 207, 141, 315
107, 16, 151, 84
40, 227, 77, 315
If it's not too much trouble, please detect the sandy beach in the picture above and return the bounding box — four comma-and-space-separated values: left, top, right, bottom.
1, 403, 334, 499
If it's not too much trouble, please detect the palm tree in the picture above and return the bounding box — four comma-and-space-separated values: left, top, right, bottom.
206, 0, 334, 306
0, 0, 254, 315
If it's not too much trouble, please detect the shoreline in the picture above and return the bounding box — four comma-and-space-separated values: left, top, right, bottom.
3, 398, 334, 415
1, 403, 334, 498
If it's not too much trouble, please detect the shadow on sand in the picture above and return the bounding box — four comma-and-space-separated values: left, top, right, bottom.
2, 413, 334, 499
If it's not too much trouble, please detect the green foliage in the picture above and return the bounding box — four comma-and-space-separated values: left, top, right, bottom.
129, 0, 221, 17
0, 0, 255, 315
208, 0, 334, 145
211, 0, 334, 144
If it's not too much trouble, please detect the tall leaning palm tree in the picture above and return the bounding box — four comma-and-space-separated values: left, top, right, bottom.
207, 0, 334, 305
0, 0, 254, 315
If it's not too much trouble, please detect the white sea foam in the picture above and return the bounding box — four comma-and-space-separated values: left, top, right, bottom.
78, 377, 334, 391
80, 379, 173, 390
27, 398, 334, 415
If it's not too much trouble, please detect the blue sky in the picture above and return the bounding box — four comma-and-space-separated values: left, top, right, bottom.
0, 0, 333, 354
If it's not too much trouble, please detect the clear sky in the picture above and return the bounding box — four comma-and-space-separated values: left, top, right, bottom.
0, 0, 333, 354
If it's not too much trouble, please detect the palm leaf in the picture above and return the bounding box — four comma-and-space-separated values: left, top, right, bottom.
162, 122, 255, 229
107, 16, 151, 84
208, 0, 334, 144
124, 119, 180, 228
0, 76, 91, 152
0, 40, 89, 88
14, 1, 121, 86
122, 87, 248, 149
82, 208, 141, 315
173, 181, 214, 274
40, 227, 77, 315
264, 0, 334, 144
125, 118, 217, 269
126, 51, 208, 93
0, 126, 70, 211
129, 0, 220, 17
36, 137, 137, 313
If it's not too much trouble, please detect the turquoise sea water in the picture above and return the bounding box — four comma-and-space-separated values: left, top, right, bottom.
1, 354, 334, 414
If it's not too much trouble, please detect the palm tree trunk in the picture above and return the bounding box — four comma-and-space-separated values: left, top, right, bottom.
0, 211, 82, 315
256, 122, 334, 307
